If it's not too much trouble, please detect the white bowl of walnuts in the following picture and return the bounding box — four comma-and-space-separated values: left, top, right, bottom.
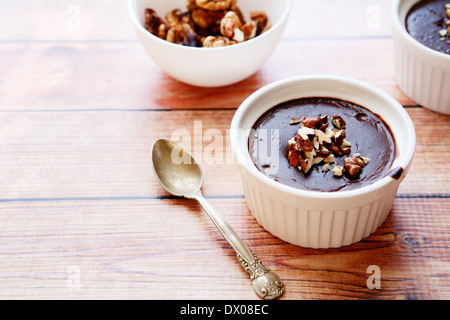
128, 0, 292, 87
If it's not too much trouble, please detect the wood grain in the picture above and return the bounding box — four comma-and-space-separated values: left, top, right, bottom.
0, 0, 449, 300
0, 197, 448, 300
0, 108, 448, 199
0, 40, 416, 110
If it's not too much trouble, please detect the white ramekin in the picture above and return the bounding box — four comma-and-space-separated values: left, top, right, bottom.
230, 76, 416, 249
392, 0, 450, 115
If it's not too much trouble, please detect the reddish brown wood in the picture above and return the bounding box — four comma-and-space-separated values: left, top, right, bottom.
0, 0, 448, 300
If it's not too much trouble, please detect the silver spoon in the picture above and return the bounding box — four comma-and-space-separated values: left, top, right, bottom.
151, 138, 284, 300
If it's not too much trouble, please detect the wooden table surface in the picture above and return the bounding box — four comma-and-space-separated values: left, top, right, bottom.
1, 0, 449, 300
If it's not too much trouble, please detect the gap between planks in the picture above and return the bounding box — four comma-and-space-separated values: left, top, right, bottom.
0, 193, 449, 204
0, 105, 423, 113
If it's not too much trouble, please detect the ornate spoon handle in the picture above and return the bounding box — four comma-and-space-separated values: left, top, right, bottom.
190, 190, 284, 300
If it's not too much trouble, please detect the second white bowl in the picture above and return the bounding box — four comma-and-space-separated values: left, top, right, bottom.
128, 0, 291, 87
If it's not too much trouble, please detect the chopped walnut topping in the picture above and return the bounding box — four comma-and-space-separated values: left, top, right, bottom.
332, 165, 344, 176
288, 149, 300, 167
341, 139, 351, 148
287, 114, 370, 179
202, 35, 236, 47
361, 156, 370, 165
301, 116, 327, 129
322, 163, 332, 172
290, 118, 301, 125
295, 133, 314, 152
446, 15, 450, 35
144, 0, 271, 47
297, 125, 315, 139
322, 141, 342, 156
331, 115, 346, 129
344, 156, 364, 177
298, 151, 311, 173
315, 150, 332, 159
440, 3, 450, 40
324, 154, 335, 164
315, 129, 332, 145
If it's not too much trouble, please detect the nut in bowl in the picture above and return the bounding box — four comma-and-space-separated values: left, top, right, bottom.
230, 76, 416, 249
391, 0, 450, 114
128, 0, 291, 87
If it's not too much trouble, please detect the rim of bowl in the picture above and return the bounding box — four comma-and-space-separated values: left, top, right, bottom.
230, 75, 417, 200
391, 0, 450, 61
127, 0, 292, 52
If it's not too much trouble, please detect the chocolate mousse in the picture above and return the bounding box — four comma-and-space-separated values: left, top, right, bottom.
406, 0, 450, 55
248, 97, 396, 192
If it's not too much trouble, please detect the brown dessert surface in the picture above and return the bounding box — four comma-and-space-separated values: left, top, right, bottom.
406, 0, 450, 55
248, 97, 396, 192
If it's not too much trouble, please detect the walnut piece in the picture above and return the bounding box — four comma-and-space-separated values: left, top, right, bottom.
165, 9, 189, 27
220, 11, 244, 42
322, 163, 332, 172
241, 21, 257, 40
446, 3, 450, 35
144, 8, 167, 39
196, 0, 234, 11
202, 35, 236, 47
332, 165, 344, 176
294, 133, 314, 152
300, 116, 329, 133
344, 156, 364, 177
191, 8, 225, 30
288, 150, 300, 167
290, 118, 301, 125
334, 129, 346, 147
287, 114, 370, 178
298, 151, 312, 173
166, 23, 201, 47
143, 0, 271, 47
250, 11, 271, 35
331, 115, 346, 129
322, 140, 342, 156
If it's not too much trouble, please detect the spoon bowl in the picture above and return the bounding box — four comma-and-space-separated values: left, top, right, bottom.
151, 139, 202, 197
151, 138, 284, 300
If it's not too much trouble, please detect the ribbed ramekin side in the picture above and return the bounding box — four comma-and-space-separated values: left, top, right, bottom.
394, 40, 450, 115
241, 178, 399, 248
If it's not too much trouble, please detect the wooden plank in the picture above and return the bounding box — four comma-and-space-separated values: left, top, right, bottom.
1, 0, 449, 302
399, 108, 450, 195
0, 197, 448, 299
0, 110, 240, 199
0, 108, 448, 200
0, 39, 416, 110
